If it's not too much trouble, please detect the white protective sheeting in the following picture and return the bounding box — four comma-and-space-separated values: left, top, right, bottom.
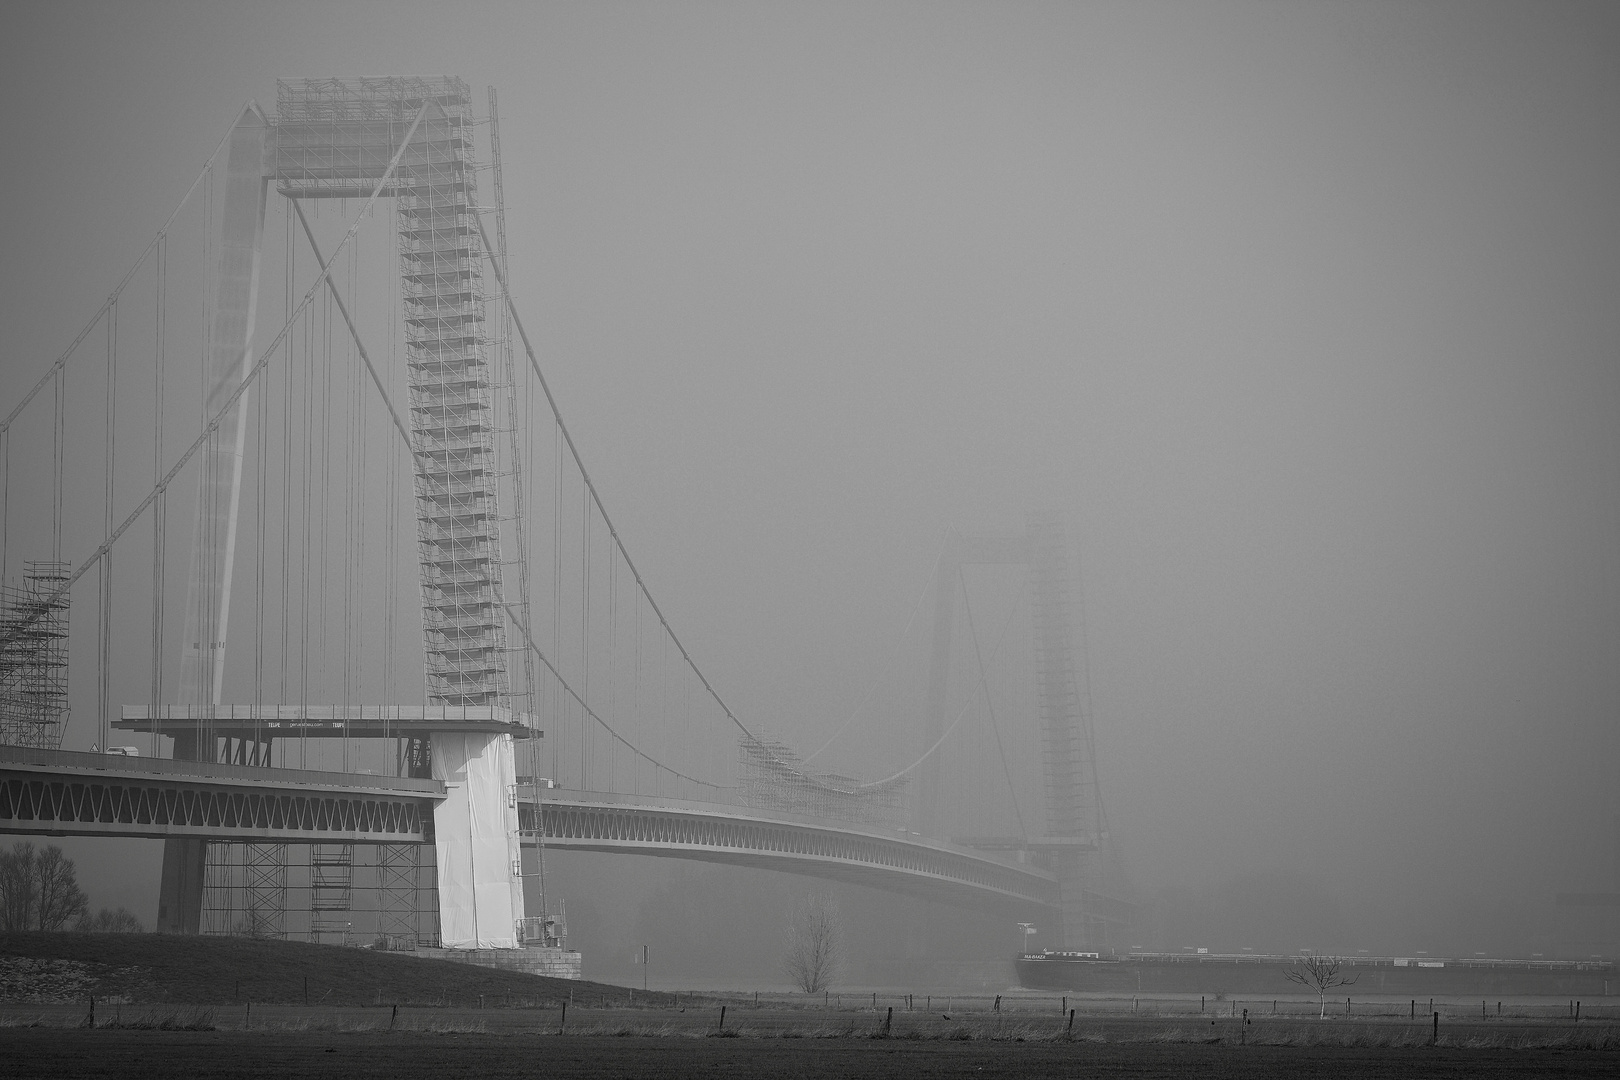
430, 732, 526, 948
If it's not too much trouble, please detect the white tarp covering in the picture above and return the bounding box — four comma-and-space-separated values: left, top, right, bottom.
430, 732, 526, 948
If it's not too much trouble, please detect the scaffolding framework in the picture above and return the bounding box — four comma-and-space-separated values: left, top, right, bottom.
376, 842, 437, 947
738, 737, 909, 826
310, 843, 355, 944
0, 563, 72, 749
243, 843, 289, 939
199, 842, 437, 946
274, 76, 513, 709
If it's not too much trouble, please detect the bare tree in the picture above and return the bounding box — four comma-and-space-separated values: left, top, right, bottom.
0, 842, 89, 931
1284, 955, 1359, 1019
77, 907, 144, 933
782, 895, 842, 994
33, 846, 88, 931
0, 842, 36, 931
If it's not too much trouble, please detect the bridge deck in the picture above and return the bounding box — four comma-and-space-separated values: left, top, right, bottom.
0, 746, 441, 843
524, 789, 1058, 917
0, 753, 1059, 916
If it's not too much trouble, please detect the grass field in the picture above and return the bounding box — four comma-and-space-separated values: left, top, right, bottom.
0, 1025, 1616, 1079
3, 935, 1617, 1077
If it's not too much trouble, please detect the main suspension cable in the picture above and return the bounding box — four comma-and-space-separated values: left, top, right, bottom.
802, 534, 944, 764
470, 210, 762, 748
505, 602, 727, 790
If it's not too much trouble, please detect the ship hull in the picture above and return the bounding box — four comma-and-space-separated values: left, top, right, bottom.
1015, 954, 1616, 998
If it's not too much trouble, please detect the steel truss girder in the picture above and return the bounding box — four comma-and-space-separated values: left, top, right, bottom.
0, 749, 437, 843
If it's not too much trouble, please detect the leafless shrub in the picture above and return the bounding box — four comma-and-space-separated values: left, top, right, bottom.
1283, 956, 1358, 1019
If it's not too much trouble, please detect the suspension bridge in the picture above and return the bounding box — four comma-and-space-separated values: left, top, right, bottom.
0, 76, 1130, 959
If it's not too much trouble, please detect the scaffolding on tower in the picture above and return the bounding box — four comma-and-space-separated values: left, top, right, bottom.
0, 562, 72, 749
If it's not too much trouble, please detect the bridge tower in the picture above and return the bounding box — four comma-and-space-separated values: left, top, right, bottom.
916, 514, 1131, 950
153, 78, 531, 949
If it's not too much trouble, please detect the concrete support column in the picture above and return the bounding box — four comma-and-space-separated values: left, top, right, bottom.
157, 839, 207, 934
157, 729, 211, 933
430, 731, 525, 948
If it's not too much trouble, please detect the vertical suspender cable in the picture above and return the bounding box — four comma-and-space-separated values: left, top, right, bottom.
279, 212, 293, 738
151, 233, 167, 755
0, 100, 431, 671
0, 113, 236, 448
100, 299, 117, 752
552, 428, 561, 779
52, 368, 64, 564
1, 427, 8, 584
581, 489, 590, 786
324, 277, 334, 719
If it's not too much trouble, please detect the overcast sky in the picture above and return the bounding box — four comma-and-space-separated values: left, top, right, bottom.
2, 1, 1617, 961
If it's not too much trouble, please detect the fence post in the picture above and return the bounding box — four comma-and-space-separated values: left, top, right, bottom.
1068, 1008, 1075, 1034
884, 1006, 892, 1035
559, 1000, 567, 1035
994, 995, 1001, 1013
1241, 1008, 1247, 1045
719, 1005, 726, 1031
1431, 1011, 1438, 1046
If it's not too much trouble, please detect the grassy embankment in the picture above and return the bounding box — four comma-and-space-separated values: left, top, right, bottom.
0, 932, 655, 1007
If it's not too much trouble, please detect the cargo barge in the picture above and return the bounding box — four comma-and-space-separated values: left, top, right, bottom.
1016, 951, 1616, 997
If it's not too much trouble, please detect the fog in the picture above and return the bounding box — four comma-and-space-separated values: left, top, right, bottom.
1, 1, 1617, 985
